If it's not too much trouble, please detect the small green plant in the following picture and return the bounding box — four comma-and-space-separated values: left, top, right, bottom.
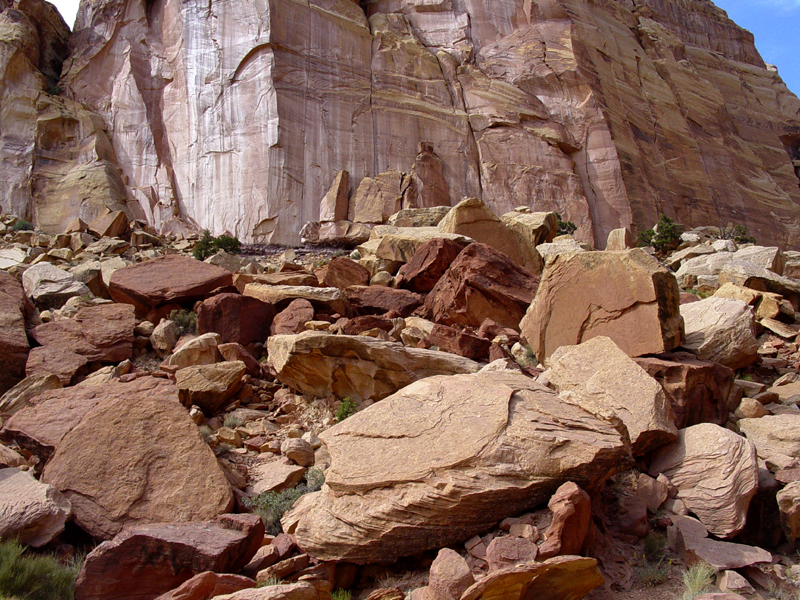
336, 397, 358, 423
11, 219, 34, 232
223, 414, 244, 429
0, 539, 79, 600
684, 288, 713, 299
555, 212, 577, 236
193, 230, 242, 260
198, 425, 214, 444
642, 532, 667, 563
242, 468, 325, 534
639, 214, 683, 253
681, 561, 716, 600
257, 576, 283, 588
634, 557, 670, 587
722, 223, 757, 245
169, 309, 197, 335
331, 590, 352, 600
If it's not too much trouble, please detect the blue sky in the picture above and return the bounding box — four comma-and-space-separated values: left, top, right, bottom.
712, 0, 799, 95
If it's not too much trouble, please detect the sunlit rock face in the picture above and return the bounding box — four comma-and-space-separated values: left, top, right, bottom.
12, 0, 800, 245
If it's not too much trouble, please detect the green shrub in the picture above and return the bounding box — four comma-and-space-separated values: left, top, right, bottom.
242, 468, 325, 534
336, 397, 358, 423
169, 309, 197, 335
257, 576, 282, 588
681, 561, 715, 600
11, 219, 34, 232
555, 212, 577, 236
223, 414, 244, 429
638, 214, 682, 253
331, 590, 351, 600
0, 539, 79, 600
722, 223, 757, 245
643, 532, 667, 563
193, 230, 241, 260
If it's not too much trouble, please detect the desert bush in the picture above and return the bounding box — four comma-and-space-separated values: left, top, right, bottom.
223, 414, 244, 429
0, 540, 79, 600
555, 212, 577, 236
11, 219, 33, 232
331, 590, 352, 600
213, 234, 241, 254
681, 561, 716, 600
193, 230, 241, 260
256, 576, 282, 588
721, 223, 757, 244
639, 214, 682, 252
243, 468, 325, 534
336, 397, 358, 423
169, 309, 197, 335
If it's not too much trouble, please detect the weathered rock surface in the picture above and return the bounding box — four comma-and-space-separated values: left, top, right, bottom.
267, 331, 480, 401
0, 467, 71, 547
537, 482, 591, 559
109, 256, 233, 315
153, 572, 255, 600
521, 249, 683, 362
345, 286, 423, 318
176, 361, 247, 416
74, 514, 263, 600
323, 257, 371, 290
243, 284, 348, 316
396, 238, 466, 294
169, 333, 222, 370
212, 581, 331, 600
739, 415, 800, 468
271, 299, 316, 336
196, 294, 275, 347
0, 272, 31, 394
680, 297, 759, 370
424, 243, 539, 331
669, 515, 772, 571
4, 378, 235, 539
547, 337, 677, 455
649, 424, 758, 538
777, 481, 800, 543
22, 263, 90, 309
283, 372, 630, 563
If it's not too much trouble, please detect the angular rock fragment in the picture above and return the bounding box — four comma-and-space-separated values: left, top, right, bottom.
22, 262, 91, 309
0, 467, 71, 547
196, 293, 275, 346
680, 297, 758, 369
153, 572, 255, 600
323, 257, 370, 290
283, 372, 630, 563
396, 238, 467, 294
176, 361, 247, 416
0, 272, 30, 394
243, 284, 348, 316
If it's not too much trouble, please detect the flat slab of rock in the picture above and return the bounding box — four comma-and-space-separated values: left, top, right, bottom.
521, 249, 683, 362
75, 514, 263, 600
248, 460, 307, 495
0, 272, 30, 394
212, 581, 330, 600
345, 286, 423, 318
283, 372, 630, 563
649, 424, 758, 538
5, 378, 235, 539
460, 556, 604, 600
370, 225, 473, 263
680, 297, 758, 370
671, 515, 772, 570
547, 336, 677, 455
243, 284, 348, 316
424, 242, 540, 331
267, 331, 480, 401
0, 467, 71, 547
109, 255, 233, 314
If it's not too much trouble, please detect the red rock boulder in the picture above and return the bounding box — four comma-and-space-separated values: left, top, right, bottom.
397, 238, 467, 294
345, 286, 422, 318
0, 272, 31, 394
323, 257, 370, 290
196, 293, 275, 346
75, 514, 263, 600
154, 572, 255, 600
271, 299, 315, 335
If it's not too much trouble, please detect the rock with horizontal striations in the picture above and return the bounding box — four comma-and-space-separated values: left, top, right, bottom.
424, 243, 540, 331
196, 293, 275, 346
437, 198, 542, 273
0, 467, 71, 547
345, 286, 423, 318
732, 246, 785, 275
396, 238, 467, 294
74, 514, 263, 600
371, 226, 474, 264
234, 272, 319, 292
521, 249, 683, 362
153, 572, 255, 600
547, 337, 677, 455
108, 255, 233, 315
176, 361, 247, 416
459, 556, 604, 600
22, 262, 91, 310
282, 372, 630, 563
649, 424, 758, 538
243, 284, 348, 316
680, 297, 758, 369
0, 272, 31, 394
738, 415, 800, 468
634, 352, 734, 429
0, 374, 62, 416
8, 378, 235, 539
268, 331, 480, 401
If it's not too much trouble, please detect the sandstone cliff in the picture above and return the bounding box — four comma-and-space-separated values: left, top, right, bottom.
2, 0, 800, 246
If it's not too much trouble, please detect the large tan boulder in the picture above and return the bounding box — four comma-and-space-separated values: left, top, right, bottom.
108, 255, 233, 315
370, 226, 473, 263
175, 361, 247, 416
547, 337, 677, 455
0, 468, 71, 547
649, 424, 758, 538
521, 249, 683, 362
438, 198, 542, 273
22, 262, 91, 309
282, 372, 630, 563
680, 297, 758, 369
500, 209, 558, 246
12, 378, 236, 539
350, 170, 404, 224
267, 331, 480, 401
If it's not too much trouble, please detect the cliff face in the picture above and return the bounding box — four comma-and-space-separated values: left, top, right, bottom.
3, 0, 800, 246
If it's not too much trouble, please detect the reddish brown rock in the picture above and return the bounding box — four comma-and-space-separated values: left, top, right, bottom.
74, 303, 136, 349
323, 257, 370, 290
345, 286, 422, 318
153, 572, 255, 600
196, 293, 275, 346
74, 514, 263, 600
485, 536, 538, 572
424, 243, 540, 331
109, 255, 233, 315
218, 343, 263, 378
521, 249, 683, 362
634, 352, 734, 429
0, 272, 31, 394
538, 482, 592, 559
233, 272, 319, 292
397, 238, 467, 294
271, 299, 315, 335
339, 315, 394, 336
25, 345, 90, 385
427, 548, 474, 600
30, 378, 233, 539
428, 324, 491, 360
